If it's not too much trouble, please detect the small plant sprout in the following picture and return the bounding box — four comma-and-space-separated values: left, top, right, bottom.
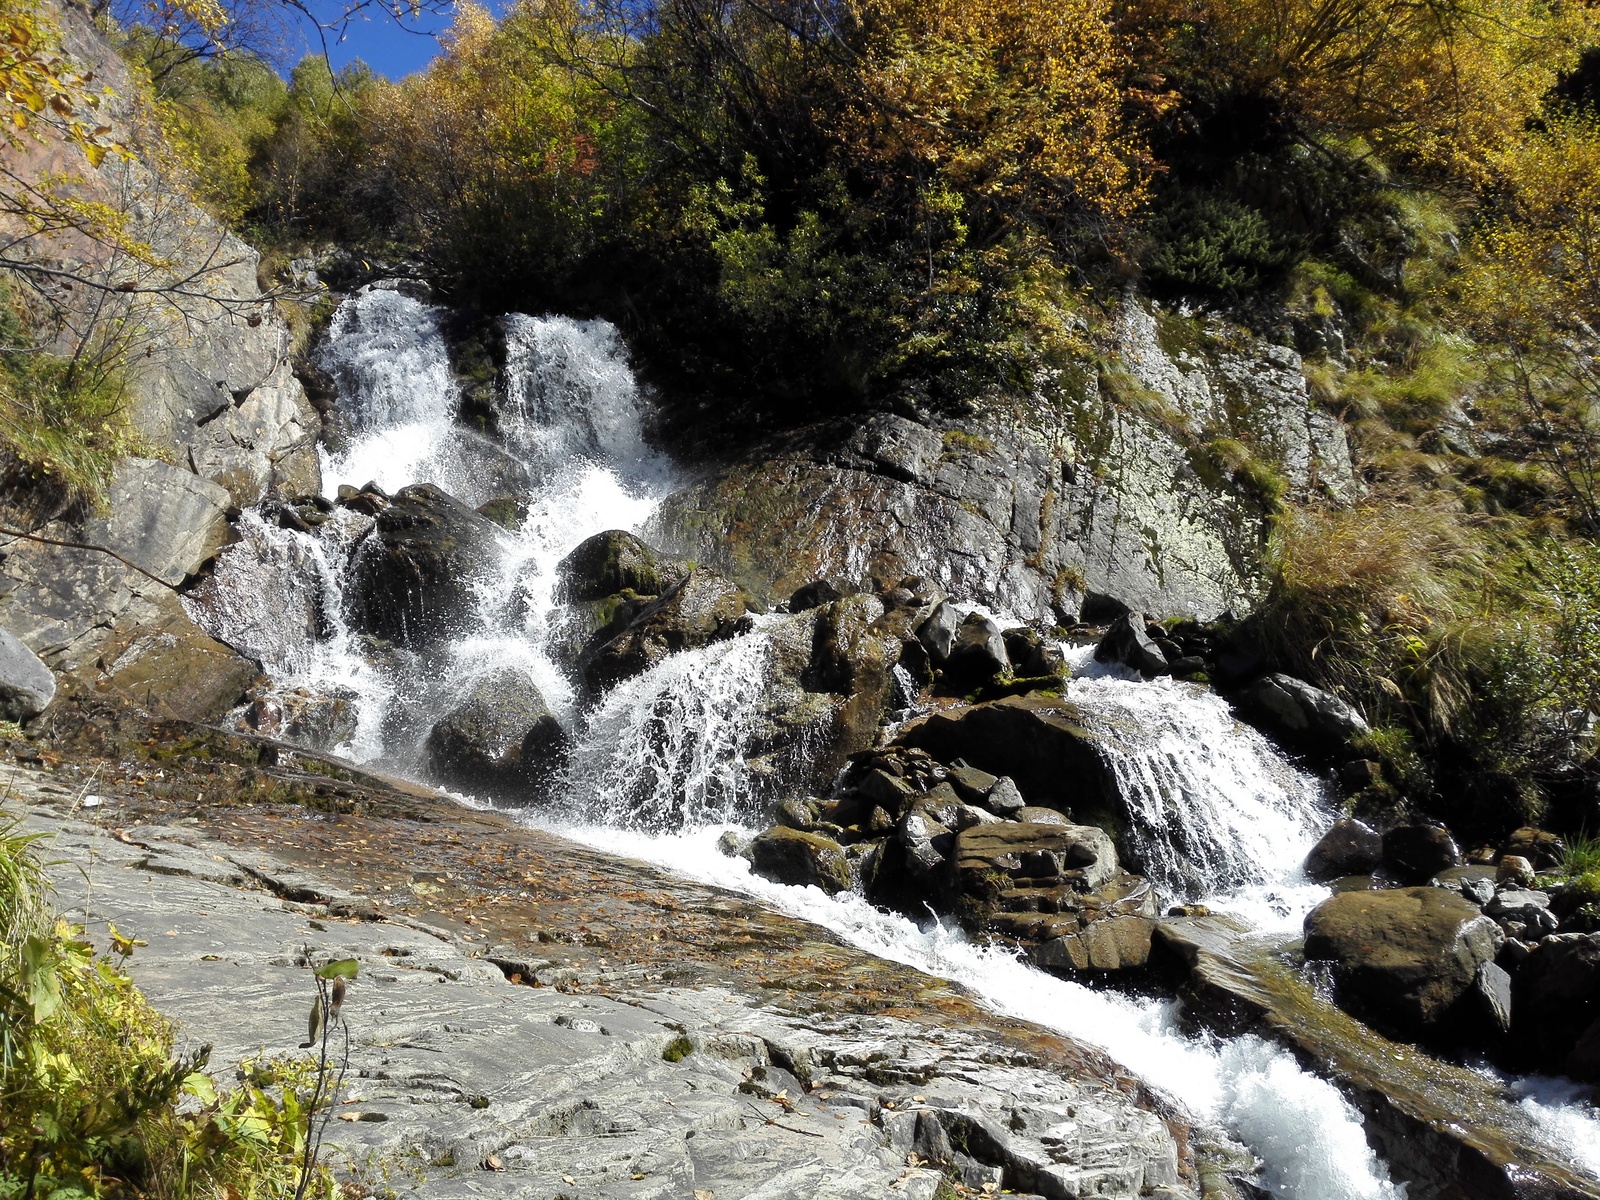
296, 951, 360, 1200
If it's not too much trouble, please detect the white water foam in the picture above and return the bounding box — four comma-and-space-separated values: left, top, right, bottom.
1512, 1076, 1600, 1176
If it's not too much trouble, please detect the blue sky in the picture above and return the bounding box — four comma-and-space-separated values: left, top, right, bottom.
281, 0, 486, 78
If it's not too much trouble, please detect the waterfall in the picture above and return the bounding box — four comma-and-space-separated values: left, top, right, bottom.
192, 286, 676, 777
563, 626, 774, 829
182, 288, 1597, 1198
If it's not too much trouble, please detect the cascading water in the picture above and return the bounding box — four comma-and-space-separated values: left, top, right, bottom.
185, 286, 1599, 1198
1058, 646, 1331, 924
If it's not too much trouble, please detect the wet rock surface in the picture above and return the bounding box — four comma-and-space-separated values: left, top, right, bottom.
0, 537, 258, 722
347, 484, 503, 647
556, 530, 667, 602
1154, 915, 1600, 1200
579, 568, 752, 691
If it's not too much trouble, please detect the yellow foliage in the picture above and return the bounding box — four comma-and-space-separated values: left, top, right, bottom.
0, 0, 117, 165
844, 0, 1151, 221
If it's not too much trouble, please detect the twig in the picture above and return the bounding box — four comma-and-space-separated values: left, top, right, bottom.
0, 525, 173, 588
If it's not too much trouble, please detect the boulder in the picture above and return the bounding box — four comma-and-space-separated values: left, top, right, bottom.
917, 601, 960, 663
1511, 932, 1600, 1079
426, 668, 568, 795
1496, 855, 1536, 888
944, 612, 1009, 684
1231, 673, 1369, 758
556, 530, 665, 603
85, 457, 231, 586
580, 569, 752, 691
1014, 806, 1071, 825
985, 777, 1026, 816
1093, 614, 1169, 677
1382, 824, 1461, 885
1303, 887, 1504, 1032
346, 484, 502, 648
945, 761, 998, 803
789, 579, 844, 612
1474, 961, 1514, 1036
1501, 827, 1567, 871
1002, 628, 1068, 679
747, 827, 853, 895
1304, 818, 1382, 882
0, 629, 56, 722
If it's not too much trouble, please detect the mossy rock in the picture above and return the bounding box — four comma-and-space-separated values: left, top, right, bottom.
556, 530, 666, 603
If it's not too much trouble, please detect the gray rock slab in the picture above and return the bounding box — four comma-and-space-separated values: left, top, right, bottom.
12, 791, 1194, 1200
86, 457, 232, 586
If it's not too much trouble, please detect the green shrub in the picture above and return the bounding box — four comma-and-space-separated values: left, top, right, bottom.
0, 285, 143, 512
1146, 193, 1300, 293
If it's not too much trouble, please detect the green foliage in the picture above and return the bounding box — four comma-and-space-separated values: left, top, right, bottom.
0, 810, 335, 1200
661, 1035, 694, 1062
1561, 831, 1600, 879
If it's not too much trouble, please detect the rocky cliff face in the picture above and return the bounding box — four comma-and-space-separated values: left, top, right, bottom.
651, 301, 1356, 623
0, 0, 318, 719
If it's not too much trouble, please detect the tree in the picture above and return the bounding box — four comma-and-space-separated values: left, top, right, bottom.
1139, 0, 1598, 174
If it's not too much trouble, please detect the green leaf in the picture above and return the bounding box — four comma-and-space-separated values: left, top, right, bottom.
314, 958, 359, 980
305, 996, 322, 1048
20, 934, 61, 1023
182, 1071, 218, 1105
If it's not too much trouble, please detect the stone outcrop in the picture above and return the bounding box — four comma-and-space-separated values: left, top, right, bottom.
1303, 887, 1505, 1033
649, 300, 1356, 623
10, 760, 1199, 1200
85, 458, 232, 586
346, 484, 502, 647
0, 537, 258, 722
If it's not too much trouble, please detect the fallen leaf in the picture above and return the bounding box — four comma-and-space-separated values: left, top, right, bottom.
483, 1155, 503, 1171
694, 1191, 714, 1200
563, 1176, 575, 1185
